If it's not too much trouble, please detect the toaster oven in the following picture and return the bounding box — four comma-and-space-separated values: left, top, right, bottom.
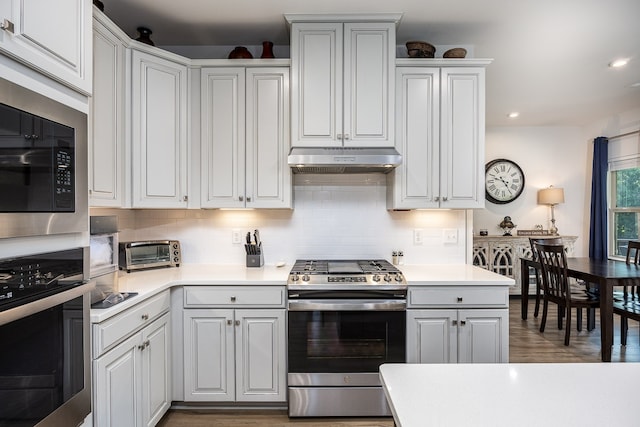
119, 240, 181, 272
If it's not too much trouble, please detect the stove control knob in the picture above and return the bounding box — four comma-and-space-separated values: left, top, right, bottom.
372, 274, 381, 282
302, 274, 310, 282
384, 274, 392, 282
291, 274, 299, 282
395, 274, 404, 282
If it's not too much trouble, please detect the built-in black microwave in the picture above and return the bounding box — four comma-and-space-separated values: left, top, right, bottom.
0, 102, 76, 212
0, 77, 87, 238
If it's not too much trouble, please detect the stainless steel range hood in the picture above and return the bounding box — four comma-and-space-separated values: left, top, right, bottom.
288, 147, 402, 174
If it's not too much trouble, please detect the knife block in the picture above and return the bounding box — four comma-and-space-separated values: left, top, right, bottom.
246, 253, 264, 268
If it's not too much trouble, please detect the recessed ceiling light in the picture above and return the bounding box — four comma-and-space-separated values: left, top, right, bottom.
609, 58, 629, 68
507, 112, 520, 118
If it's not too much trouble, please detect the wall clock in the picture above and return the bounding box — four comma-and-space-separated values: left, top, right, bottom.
484, 158, 525, 204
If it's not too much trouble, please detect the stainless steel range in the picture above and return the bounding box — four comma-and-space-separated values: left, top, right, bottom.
287, 259, 406, 417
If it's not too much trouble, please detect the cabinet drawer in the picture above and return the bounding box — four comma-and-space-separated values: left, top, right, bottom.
184, 286, 285, 308
93, 290, 170, 357
408, 287, 508, 308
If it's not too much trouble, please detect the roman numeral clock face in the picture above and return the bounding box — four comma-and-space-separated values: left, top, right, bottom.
484, 159, 525, 204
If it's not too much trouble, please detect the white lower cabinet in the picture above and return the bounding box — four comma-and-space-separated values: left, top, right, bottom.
182, 286, 286, 402
407, 286, 509, 363
93, 292, 171, 427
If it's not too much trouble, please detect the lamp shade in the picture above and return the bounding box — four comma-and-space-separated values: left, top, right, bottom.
538, 187, 565, 205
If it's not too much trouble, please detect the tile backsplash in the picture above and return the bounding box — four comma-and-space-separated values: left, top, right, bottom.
92, 174, 469, 265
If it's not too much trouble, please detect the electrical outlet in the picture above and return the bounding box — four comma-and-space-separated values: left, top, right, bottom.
413, 229, 423, 245
231, 229, 242, 244
443, 228, 458, 244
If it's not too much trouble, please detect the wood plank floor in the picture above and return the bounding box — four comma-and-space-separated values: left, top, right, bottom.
157, 298, 640, 426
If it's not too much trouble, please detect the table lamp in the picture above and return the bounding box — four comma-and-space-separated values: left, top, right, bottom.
538, 186, 565, 235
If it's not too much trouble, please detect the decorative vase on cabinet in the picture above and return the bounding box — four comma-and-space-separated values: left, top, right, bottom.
261, 41, 275, 58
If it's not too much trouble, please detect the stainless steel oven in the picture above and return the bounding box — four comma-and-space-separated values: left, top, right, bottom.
0, 77, 87, 239
0, 247, 93, 427
287, 260, 407, 417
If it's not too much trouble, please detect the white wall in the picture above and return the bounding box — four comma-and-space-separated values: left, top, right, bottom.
474, 126, 590, 255
92, 174, 469, 266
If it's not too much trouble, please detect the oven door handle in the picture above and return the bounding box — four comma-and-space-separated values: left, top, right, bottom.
287, 299, 406, 311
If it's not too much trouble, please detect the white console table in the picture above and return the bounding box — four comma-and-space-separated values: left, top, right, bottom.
472, 235, 577, 295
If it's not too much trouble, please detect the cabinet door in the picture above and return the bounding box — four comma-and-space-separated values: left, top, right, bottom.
132, 50, 188, 208
388, 68, 440, 209
90, 16, 126, 207
141, 313, 171, 427
406, 310, 456, 364
93, 333, 141, 427
200, 68, 245, 208
343, 22, 395, 147
290, 22, 343, 147
235, 309, 286, 402
458, 309, 508, 363
245, 68, 291, 209
183, 309, 235, 401
0, 0, 91, 94
439, 67, 485, 208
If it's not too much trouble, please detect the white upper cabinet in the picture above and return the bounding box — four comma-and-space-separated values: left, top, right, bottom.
388, 61, 490, 209
0, 0, 92, 94
287, 15, 399, 147
131, 50, 189, 208
90, 12, 127, 207
200, 66, 291, 209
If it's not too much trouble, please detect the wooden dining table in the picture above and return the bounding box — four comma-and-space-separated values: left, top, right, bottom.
520, 257, 640, 362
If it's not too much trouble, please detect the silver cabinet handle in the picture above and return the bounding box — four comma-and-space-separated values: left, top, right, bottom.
460, 320, 466, 326
235, 320, 240, 326
227, 319, 232, 325
457, 297, 463, 302
1, 19, 14, 34
442, 196, 448, 202
239, 196, 244, 202
246, 197, 251, 202
343, 134, 350, 140
434, 196, 440, 201
230, 296, 236, 302
141, 314, 149, 320
183, 195, 188, 202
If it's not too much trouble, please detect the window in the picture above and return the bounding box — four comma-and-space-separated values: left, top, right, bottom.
609, 167, 640, 258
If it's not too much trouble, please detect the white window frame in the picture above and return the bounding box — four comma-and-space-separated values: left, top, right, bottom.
608, 165, 640, 260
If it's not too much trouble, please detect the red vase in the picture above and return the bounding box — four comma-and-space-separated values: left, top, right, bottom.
260, 41, 275, 58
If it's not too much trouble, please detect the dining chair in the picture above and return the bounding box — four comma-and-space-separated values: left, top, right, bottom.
613, 240, 640, 345
533, 242, 601, 346
529, 237, 595, 331
529, 237, 563, 318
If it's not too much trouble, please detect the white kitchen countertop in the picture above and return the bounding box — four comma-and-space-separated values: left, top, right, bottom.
91, 263, 513, 323
400, 264, 514, 286
380, 363, 640, 427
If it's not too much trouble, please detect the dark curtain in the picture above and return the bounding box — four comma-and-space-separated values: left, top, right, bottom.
589, 136, 608, 260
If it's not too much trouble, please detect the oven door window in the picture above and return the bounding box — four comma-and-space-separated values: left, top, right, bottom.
0, 296, 84, 425
288, 310, 406, 373
128, 244, 171, 265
